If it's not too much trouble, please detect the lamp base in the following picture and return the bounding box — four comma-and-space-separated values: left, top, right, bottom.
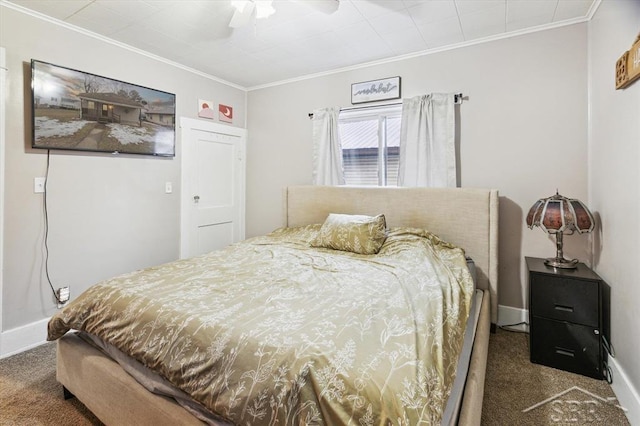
544, 257, 579, 269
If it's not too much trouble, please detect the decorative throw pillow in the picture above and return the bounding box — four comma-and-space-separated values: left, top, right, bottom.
312, 213, 387, 255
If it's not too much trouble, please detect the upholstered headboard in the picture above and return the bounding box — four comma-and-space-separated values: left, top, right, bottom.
283, 186, 499, 325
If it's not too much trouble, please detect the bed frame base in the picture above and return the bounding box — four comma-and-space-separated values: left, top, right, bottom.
57, 333, 204, 425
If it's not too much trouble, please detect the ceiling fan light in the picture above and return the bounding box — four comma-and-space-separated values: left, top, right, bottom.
231, 0, 251, 13
229, 0, 255, 28
255, 0, 275, 19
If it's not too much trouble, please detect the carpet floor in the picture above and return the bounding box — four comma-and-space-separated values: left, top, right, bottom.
481, 329, 629, 425
0, 330, 630, 425
0, 342, 100, 425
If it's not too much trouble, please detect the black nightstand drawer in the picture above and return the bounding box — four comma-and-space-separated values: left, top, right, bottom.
526, 257, 607, 380
530, 274, 599, 327
530, 316, 602, 379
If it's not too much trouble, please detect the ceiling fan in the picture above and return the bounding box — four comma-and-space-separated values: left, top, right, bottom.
229, 0, 340, 28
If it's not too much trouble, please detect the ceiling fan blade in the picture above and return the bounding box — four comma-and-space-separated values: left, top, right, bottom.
229, 2, 256, 28
292, 0, 339, 14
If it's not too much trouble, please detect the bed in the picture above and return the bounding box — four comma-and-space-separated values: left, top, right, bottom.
48, 185, 499, 425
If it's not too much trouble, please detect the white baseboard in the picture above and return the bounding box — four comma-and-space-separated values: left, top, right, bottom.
0, 317, 50, 359
498, 304, 529, 332
608, 356, 640, 425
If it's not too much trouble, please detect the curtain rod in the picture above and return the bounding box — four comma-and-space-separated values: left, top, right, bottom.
308, 93, 464, 118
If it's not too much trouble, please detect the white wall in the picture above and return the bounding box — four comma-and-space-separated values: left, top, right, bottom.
247, 24, 590, 311
0, 46, 6, 339
589, 0, 640, 422
0, 6, 246, 343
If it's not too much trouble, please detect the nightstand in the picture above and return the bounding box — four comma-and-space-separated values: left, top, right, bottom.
526, 256, 605, 380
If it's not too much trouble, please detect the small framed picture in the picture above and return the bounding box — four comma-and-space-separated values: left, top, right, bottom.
219, 104, 233, 123
198, 99, 215, 119
351, 76, 401, 104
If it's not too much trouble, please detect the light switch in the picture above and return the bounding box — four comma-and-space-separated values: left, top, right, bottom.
165, 182, 173, 194
34, 177, 46, 193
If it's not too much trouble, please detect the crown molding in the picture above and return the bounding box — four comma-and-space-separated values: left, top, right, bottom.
248, 12, 599, 91
1, 0, 604, 94
0, 0, 245, 91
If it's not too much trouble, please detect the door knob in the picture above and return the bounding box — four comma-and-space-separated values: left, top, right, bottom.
193, 195, 200, 203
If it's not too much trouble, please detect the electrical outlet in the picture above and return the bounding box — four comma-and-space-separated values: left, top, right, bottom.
56, 286, 70, 308
34, 177, 46, 193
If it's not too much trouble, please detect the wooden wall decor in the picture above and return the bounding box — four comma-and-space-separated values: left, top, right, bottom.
616, 33, 640, 90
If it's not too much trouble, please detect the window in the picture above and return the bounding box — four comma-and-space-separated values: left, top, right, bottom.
338, 105, 401, 186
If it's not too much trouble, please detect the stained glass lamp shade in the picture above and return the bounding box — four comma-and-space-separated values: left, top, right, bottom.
526, 192, 595, 268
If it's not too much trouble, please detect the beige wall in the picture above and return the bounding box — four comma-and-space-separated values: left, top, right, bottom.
247, 24, 590, 311
589, 0, 640, 417
0, 6, 246, 331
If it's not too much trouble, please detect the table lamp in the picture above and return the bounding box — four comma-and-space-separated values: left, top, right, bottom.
526, 191, 595, 268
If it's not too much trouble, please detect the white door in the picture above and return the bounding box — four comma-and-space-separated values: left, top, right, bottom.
180, 118, 246, 258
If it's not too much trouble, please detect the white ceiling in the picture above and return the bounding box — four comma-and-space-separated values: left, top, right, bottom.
5, 0, 598, 89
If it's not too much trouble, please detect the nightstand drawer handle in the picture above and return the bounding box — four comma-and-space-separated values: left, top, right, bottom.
554, 304, 574, 313
555, 347, 575, 357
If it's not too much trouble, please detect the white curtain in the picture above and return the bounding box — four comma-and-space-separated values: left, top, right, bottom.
397, 93, 456, 187
312, 107, 345, 185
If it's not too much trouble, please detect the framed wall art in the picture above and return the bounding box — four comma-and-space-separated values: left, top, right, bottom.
351, 76, 401, 104
615, 33, 640, 89
198, 99, 215, 119
219, 104, 233, 123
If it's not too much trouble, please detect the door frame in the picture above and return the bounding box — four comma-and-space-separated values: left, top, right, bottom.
179, 117, 247, 259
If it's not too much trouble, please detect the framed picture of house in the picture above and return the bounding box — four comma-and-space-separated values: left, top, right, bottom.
31, 60, 176, 157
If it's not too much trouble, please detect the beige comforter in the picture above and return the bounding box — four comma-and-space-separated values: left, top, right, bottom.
48, 225, 473, 425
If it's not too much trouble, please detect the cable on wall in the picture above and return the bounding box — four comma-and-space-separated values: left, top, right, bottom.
43, 149, 62, 305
